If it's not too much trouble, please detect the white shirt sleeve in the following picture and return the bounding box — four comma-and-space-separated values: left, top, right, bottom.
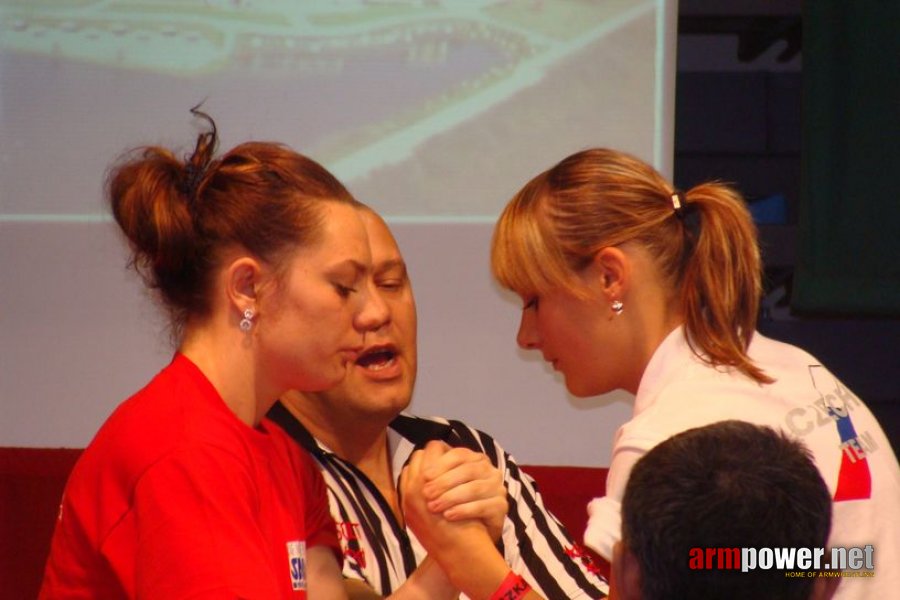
583, 432, 654, 560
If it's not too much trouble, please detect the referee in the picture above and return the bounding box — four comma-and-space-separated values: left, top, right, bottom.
268, 205, 608, 599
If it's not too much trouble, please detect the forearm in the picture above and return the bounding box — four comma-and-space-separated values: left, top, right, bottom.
428, 525, 544, 600
306, 545, 350, 600
343, 555, 462, 600
384, 555, 459, 600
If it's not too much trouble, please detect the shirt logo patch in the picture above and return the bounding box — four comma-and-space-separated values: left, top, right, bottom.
336, 521, 367, 568
808, 366, 873, 501
287, 540, 306, 591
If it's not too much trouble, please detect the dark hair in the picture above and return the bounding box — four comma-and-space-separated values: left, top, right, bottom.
492, 148, 772, 384
621, 420, 832, 600
107, 110, 356, 334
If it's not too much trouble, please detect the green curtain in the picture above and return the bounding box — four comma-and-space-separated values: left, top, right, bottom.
794, 2, 900, 316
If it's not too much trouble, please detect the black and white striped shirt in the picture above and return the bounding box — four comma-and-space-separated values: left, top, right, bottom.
269, 403, 608, 599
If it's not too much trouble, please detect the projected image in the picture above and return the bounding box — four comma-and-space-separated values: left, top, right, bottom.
1, 0, 664, 219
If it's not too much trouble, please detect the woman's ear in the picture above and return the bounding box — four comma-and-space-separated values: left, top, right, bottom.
224, 256, 263, 314
586, 246, 630, 302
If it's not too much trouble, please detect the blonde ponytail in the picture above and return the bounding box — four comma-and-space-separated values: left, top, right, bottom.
679, 183, 773, 384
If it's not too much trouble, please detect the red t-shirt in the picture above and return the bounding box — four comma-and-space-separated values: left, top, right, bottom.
40, 354, 339, 599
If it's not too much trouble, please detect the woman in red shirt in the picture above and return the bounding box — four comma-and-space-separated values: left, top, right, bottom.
41, 110, 386, 599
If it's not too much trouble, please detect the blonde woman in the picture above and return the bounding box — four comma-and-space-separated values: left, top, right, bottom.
490, 148, 900, 600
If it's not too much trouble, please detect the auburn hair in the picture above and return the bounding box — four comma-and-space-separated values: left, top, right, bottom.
108, 110, 357, 335
491, 148, 772, 384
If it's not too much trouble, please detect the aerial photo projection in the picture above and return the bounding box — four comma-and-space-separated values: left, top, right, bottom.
1, 0, 665, 219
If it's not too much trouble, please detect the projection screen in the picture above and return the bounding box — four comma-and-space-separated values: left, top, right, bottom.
1, 0, 676, 465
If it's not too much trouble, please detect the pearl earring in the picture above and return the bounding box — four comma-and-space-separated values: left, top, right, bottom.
239, 308, 255, 331
611, 300, 624, 316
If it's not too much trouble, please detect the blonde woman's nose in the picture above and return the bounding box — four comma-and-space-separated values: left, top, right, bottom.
516, 310, 540, 350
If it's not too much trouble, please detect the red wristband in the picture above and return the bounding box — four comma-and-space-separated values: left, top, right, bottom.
489, 571, 531, 600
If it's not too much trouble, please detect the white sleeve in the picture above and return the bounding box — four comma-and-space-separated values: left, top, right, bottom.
583, 436, 652, 561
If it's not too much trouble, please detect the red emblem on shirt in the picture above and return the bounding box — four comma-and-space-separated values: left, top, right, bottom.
336, 521, 367, 568
336, 521, 361, 541
565, 543, 602, 575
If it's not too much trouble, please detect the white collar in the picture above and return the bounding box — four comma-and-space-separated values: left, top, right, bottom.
633, 325, 697, 416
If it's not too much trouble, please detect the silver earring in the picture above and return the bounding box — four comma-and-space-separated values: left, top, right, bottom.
239, 308, 255, 332
611, 300, 624, 316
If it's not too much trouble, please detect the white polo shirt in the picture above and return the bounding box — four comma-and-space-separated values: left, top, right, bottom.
585, 327, 900, 600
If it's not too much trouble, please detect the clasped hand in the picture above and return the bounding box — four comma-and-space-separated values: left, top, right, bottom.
400, 441, 508, 553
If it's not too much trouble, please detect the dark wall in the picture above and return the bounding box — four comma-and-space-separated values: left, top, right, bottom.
672, 7, 899, 453
795, 1, 900, 317
675, 71, 800, 218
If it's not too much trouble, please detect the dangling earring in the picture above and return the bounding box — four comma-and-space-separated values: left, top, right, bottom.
239, 307, 255, 332
611, 300, 624, 316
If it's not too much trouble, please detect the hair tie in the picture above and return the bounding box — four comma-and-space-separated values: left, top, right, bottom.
180, 164, 204, 204
671, 191, 686, 219
670, 190, 700, 263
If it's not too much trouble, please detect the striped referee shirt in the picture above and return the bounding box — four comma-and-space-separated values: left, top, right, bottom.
269, 402, 608, 599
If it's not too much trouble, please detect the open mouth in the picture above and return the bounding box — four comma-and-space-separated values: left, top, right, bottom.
356, 346, 398, 371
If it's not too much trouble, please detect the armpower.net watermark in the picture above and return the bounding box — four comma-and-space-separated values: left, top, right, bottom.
688, 545, 876, 578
